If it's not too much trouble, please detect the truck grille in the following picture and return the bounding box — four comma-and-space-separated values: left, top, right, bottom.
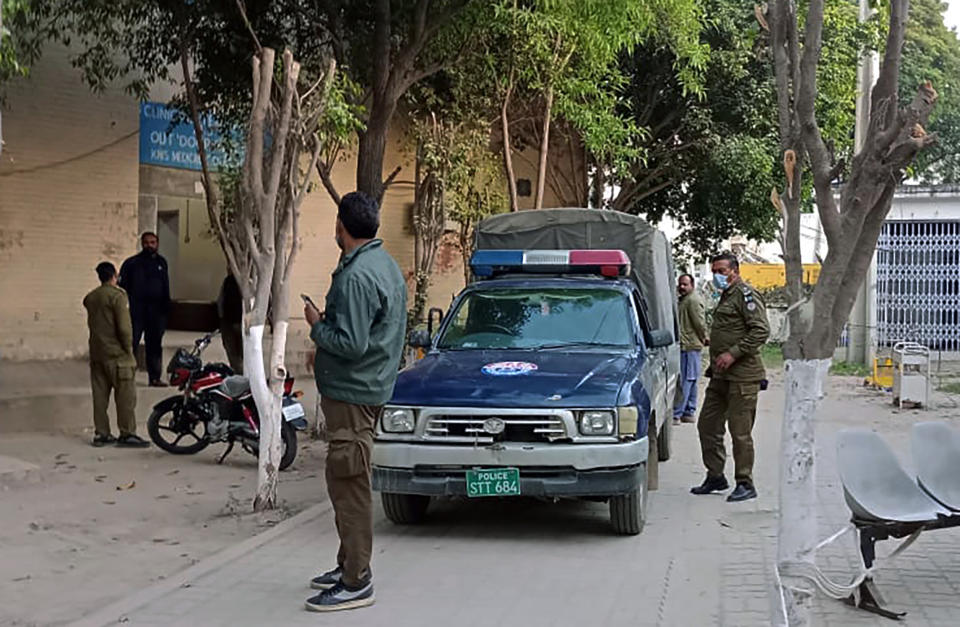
424, 415, 567, 443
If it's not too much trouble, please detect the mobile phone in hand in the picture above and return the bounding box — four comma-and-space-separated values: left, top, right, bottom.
300, 293, 318, 310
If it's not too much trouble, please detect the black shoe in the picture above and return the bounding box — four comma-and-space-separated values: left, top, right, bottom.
92, 433, 116, 447
149, 380, 169, 388
310, 566, 342, 590
727, 482, 757, 502
116, 434, 150, 448
690, 475, 730, 495
305, 580, 375, 612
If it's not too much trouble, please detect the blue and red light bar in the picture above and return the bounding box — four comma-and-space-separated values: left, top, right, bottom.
470, 249, 630, 278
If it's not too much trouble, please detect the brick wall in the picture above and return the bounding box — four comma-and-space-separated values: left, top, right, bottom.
0, 44, 140, 360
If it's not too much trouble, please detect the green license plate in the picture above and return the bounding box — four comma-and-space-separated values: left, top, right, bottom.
466, 467, 521, 498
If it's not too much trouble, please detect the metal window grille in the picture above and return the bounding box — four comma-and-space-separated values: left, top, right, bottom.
876, 221, 960, 352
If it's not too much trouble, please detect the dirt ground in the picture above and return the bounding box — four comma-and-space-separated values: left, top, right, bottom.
3, 356, 960, 626
0, 428, 330, 627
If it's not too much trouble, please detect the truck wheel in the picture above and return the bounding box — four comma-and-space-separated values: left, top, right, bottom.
609, 462, 648, 535
657, 415, 672, 462
381, 492, 430, 524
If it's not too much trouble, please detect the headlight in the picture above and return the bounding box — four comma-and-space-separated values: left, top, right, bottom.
579, 410, 615, 435
382, 408, 416, 433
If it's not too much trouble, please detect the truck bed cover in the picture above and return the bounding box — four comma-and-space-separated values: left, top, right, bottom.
475, 208, 677, 337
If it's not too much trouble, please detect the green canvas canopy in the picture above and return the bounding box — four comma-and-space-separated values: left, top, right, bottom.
475, 208, 677, 338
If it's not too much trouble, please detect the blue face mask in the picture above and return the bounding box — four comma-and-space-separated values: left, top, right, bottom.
713, 273, 728, 290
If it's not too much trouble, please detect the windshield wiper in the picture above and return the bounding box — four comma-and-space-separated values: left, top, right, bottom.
533, 342, 629, 351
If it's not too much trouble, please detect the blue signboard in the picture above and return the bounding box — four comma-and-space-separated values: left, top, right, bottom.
139, 101, 242, 171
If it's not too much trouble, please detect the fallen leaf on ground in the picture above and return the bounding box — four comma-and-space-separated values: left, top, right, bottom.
155, 495, 170, 500
166, 469, 179, 476
94, 475, 107, 482
152, 538, 167, 543
718, 520, 732, 528
186, 490, 204, 496
12, 575, 31, 582
102, 501, 116, 505
115, 481, 136, 491
55, 453, 68, 460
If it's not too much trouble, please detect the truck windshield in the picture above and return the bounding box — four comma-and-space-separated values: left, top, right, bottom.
437, 287, 634, 350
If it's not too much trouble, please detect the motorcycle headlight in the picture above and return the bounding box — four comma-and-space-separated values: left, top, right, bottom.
579, 410, 615, 435
382, 407, 416, 433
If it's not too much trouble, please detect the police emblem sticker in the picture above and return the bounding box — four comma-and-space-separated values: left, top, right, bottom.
747, 302, 756, 311
481, 361, 539, 376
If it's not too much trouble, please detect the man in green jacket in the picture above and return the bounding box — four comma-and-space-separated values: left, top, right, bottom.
82, 262, 149, 448
691, 252, 769, 502
673, 274, 709, 424
304, 192, 407, 613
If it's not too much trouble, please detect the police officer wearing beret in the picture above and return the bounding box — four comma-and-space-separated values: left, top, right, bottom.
691, 252, 769, 502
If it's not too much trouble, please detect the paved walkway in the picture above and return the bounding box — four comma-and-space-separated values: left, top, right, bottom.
68, 375, 960, 627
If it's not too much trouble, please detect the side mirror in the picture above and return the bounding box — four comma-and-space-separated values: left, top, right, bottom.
408, 329, 432, 349
427, 307, 444, 337
649, 329, 674, 349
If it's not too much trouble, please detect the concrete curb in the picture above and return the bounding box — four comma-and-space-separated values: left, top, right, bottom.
67, 500, 334, 627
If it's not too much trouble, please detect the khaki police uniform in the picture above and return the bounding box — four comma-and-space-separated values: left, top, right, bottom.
83, 284, 139, 438
698, 280, 769, 485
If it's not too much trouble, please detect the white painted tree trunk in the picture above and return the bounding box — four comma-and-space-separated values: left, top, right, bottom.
242, 324, 280, 510
254, 320, 288, 510
775, 358, 831, 626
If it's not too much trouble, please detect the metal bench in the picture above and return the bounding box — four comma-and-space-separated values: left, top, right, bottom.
912, 421, 960, 511
836, 427, 959, 619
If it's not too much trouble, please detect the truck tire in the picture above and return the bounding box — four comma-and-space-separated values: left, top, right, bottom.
381, 493, 430, 524
657, 415, 672, 462
609, 462, 648, 535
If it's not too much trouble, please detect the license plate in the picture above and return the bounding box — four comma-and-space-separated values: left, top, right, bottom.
466, 467, 520, 498
282, 401, 305, 421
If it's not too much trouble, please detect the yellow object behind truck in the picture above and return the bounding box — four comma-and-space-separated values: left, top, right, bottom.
739, 263, 821, 289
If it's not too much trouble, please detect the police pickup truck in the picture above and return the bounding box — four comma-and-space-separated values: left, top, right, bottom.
372, 209, 679, 535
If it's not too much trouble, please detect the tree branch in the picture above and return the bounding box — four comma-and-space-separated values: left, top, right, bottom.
316, 161, 342, 205
870, 0, 909, 133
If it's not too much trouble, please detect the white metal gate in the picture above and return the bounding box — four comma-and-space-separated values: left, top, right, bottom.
876, 220, 960, 352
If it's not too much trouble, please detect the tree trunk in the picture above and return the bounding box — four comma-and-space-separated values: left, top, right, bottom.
460, 219, 473, 287
357, 105, 395, 201
242, 323, 275, 511
775, 358, 831, 627
534, 85, 554, 210
501, 75, 519, 212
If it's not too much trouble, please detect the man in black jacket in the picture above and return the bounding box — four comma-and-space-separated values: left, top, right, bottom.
120, 232, 171, 386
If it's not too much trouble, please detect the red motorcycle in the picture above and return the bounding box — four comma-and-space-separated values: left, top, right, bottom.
146, 332, 306, 470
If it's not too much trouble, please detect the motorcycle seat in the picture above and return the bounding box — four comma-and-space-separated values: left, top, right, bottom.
220, 375, 251, 399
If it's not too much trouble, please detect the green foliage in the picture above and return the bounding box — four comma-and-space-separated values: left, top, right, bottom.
1, 0, 42, 87
618, 0, 894, 256
830, 360, 871, 377
900, 0, 960, 183
760, 343, 784, 370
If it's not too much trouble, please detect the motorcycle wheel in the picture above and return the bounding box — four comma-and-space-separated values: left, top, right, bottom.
147, 399, 211, 455
241, 421, 298, 471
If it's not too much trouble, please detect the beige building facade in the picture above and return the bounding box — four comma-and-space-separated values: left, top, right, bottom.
0, 45, 564, 368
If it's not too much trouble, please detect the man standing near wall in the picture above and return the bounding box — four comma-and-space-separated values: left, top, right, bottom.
691, 252, 769, 503
82, 262, 149, 448
217, 272, 244, 374
303, 192, 407, 612
120, 232, 170, 386
674, 274, 709, 425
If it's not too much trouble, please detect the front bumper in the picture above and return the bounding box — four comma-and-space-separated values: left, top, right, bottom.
373, 464, 643, 498
371, 437, 647, 498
